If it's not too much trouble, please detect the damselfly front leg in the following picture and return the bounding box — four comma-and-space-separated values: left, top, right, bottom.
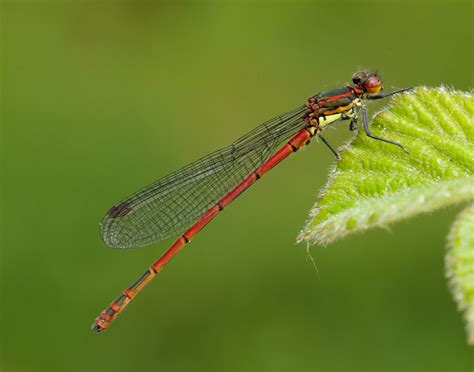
361, 86, 413, 152
360, 104, 408, 153
365, 87, 413, 101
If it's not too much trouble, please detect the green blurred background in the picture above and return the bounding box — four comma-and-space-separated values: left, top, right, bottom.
1, 1, 473, 371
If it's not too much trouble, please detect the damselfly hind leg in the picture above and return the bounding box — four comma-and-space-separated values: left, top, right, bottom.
319, 135, 341, 160
361, 106, 408, 153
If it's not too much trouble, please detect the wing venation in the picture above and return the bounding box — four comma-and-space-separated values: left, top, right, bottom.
100, 105, 307, 248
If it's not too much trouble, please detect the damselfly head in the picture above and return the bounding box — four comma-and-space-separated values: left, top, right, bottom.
352, 70, 383, 94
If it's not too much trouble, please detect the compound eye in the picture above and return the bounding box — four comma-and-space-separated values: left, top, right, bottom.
352, 71, 365, 84
365, 75, 382, 93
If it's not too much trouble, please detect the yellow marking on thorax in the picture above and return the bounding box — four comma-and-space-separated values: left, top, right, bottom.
318, 98, 361, 129
318, 113, 344, 128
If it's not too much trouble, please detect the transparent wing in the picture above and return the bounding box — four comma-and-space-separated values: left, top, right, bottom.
100, 104, 308, 248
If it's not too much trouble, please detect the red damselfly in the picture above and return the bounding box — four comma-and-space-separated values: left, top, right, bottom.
93, 70, 412, 332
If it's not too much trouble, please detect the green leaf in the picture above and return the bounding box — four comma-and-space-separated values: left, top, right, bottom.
446, 204, 474, 345
297, 86, 474, 345
298, 87, 474, 246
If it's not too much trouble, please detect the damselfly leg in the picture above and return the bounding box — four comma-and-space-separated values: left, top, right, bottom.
319, 135, 341, 160
366, 87, 413, 100
361, 105, 408, 153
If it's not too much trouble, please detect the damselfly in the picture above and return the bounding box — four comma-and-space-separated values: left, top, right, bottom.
93, 70, 412, 332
